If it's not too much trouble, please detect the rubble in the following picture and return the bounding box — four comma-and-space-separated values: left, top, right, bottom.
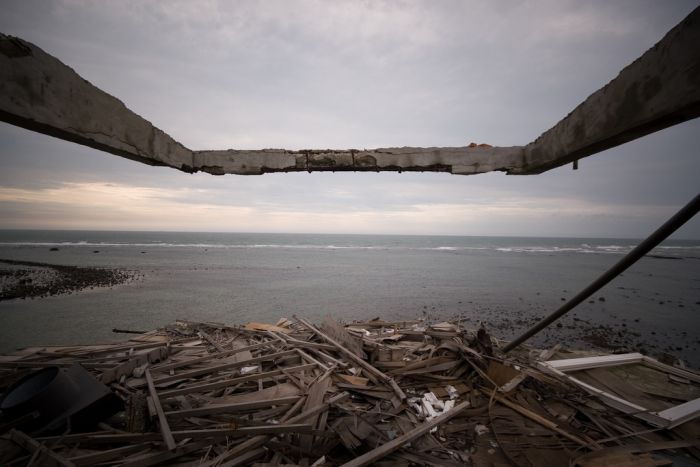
0, 316, 699, 466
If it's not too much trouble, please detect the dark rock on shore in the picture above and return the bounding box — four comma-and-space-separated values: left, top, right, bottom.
0, 259, 138, 301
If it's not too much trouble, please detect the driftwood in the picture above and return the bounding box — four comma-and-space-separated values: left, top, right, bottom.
1, 317, 698, 466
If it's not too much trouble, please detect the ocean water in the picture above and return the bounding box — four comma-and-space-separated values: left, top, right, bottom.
0, 230, 699, 365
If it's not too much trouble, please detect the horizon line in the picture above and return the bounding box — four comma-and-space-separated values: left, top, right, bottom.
0, 228, 698, 242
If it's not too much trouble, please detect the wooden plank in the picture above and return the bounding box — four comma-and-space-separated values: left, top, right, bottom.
0, 361, 76, 368
337, 374, 369, 386
101, 346, 170, 383
299, 372, 331, 452
119, 441, 208, 467
296, 348, 330, 371
338, 400, 473, 467
397, 329, 460, 338
218, 447, 267, 467
159, 363, 316, 399
295, 316, 406, 401
174, 424, 314, 439
347, 320, 421, 328
388, 356, 452, 374
538, 361, 676, 428
309, 347, 350, 367
199, 392, 349, 467
69, 444, 148, 466
286, 339, 337, 351
544, 353, 644, 371
36, 424, 314, 445
573, 439, 700, 466
71, 340, 179, 357
144, 368, 176, 451
197, 329, 225, 352
213, 382, 300, 405
165, 395, 302, 418
490, 392, 600, 449
150, 349, 296, 385
657, 397, 700, 427
8, 429, 76, 467
396, 360, 459, 375
243, 322, 292, 334
579, 368, 668, 412
641, 356, 700, 383
320, 316, 366, 358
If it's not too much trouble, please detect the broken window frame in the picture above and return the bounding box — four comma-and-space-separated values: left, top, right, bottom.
537, 352, 700, 428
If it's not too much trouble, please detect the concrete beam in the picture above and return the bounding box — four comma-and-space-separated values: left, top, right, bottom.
0, 34, 195, 171
515, 6, 700, 174
0, 33, 524, 176
193, 146, 523, 175
1, 6, 698, 176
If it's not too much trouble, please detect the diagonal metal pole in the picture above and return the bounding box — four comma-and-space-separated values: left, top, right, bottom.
503, 192, 700, 353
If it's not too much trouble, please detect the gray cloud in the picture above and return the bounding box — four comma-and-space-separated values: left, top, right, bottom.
0, 0, 698, 238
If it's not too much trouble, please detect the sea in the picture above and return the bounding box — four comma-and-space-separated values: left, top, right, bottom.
1, 230, 699, 365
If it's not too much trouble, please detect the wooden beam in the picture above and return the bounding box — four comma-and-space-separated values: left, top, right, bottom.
150, 349, 297, 385
165, 396, 302, 418
144, 369, 177, 451
295, 316, 406, 401
150, 340, 275, 373
338, 400, 473, 467
159, 363, 316, 399
199, 392, 350, 467
8, 429, 75, 467
543, 353, 644, 371
68, 445, 148, 466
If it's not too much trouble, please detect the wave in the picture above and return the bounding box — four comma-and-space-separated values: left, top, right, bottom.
0, 241, 696, 256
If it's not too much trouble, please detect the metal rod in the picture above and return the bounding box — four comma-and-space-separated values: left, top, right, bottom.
503, 192, 700, 353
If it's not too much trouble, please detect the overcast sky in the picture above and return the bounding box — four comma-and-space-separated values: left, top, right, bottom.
0, 0, 698, 238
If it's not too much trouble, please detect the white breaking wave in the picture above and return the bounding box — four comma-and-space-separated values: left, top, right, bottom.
0, 241, 696, 255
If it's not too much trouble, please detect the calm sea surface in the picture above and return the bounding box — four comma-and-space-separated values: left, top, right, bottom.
1, 231, 699, 364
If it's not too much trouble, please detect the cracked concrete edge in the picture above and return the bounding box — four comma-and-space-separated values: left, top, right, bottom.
0, 33, 194, 171
0, 33, 525, 177
516, 6, 700, 175
192, 146, 525, 175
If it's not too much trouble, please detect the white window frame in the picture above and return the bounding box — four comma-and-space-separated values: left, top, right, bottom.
537, 353, 700, 428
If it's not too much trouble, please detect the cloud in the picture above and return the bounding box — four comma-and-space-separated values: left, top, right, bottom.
0, 180, 685, 237
0, 1, 698, 238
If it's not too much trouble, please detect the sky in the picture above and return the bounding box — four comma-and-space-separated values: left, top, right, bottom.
0, 0, 698, 238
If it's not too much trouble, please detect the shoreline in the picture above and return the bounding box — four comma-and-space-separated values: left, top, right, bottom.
0, 241, 697, 367
0, 258, 140, 301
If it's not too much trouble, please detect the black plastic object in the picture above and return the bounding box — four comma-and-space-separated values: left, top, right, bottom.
0, 364, 122, 434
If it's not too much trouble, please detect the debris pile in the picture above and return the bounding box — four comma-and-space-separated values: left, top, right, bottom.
1, 316, 699, 466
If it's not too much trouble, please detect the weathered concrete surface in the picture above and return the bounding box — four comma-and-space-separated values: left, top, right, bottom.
0, 32, 523, 176
0, 34, 193, 171
193, 146, 524, 175
516, 6, 700, 174
1, 6, 698, 176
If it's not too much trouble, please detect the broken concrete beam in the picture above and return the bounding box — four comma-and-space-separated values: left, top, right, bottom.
1, 6, 698, 177
193, 146, 524, 175
515, 6, 700, 174
0, 34, 193, 171
0, 32, 523, 176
